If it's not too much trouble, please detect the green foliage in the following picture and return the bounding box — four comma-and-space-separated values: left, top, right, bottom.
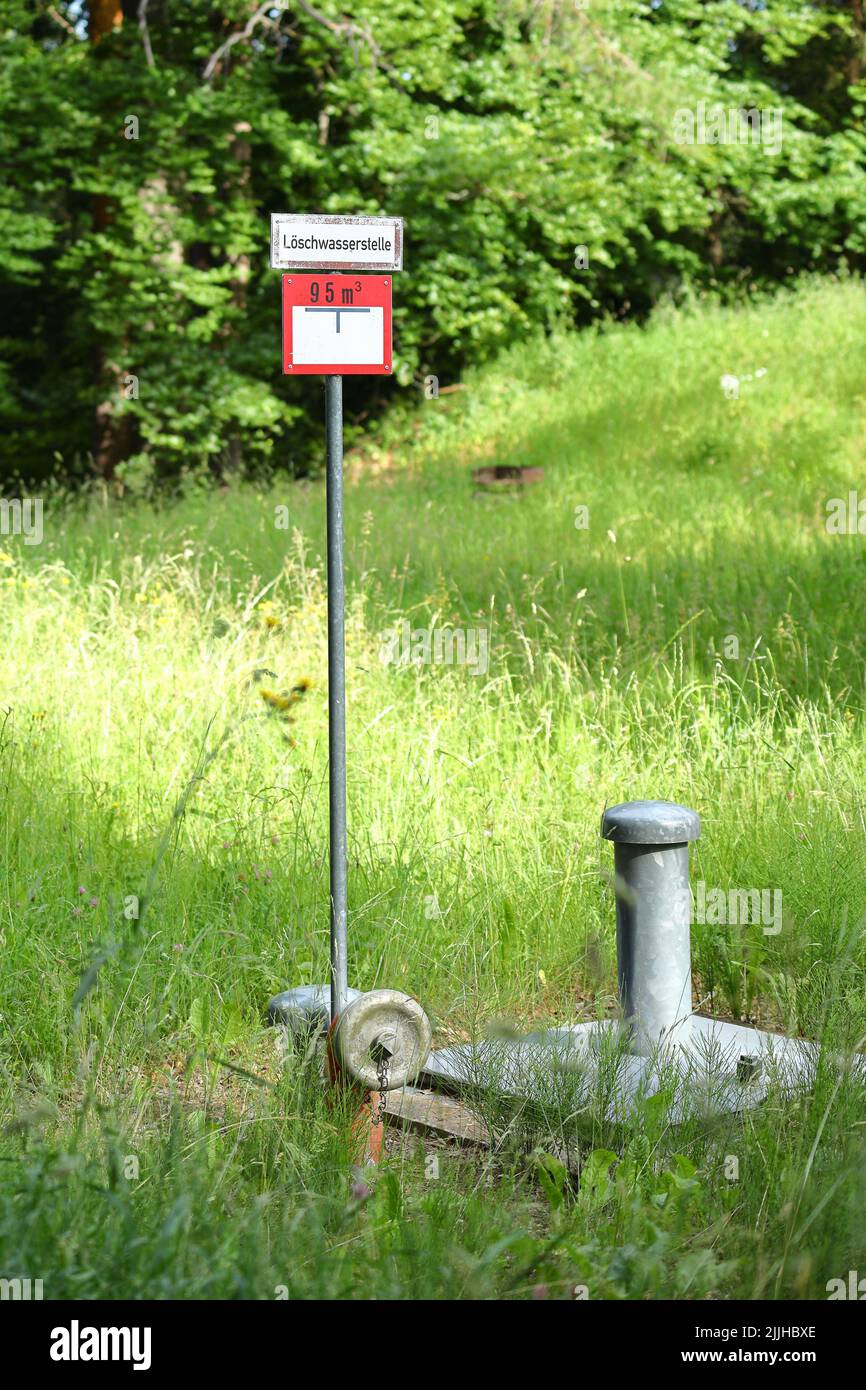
0, 0, 864, 482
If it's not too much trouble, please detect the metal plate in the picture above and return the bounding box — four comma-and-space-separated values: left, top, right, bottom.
282, 274, 392, 376
420, 1016, 864, 1123
270, 214, 403, 272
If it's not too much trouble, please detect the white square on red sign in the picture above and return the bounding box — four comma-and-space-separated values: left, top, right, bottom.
282, 274, 392, 376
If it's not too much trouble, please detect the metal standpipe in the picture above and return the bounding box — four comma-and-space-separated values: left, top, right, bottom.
601, 800, 701, 1054
422, 793, 853, 1118
325, 374, 349, 1023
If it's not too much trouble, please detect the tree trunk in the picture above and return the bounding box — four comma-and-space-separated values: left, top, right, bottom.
88, 1, 126, 480
847, 0, 865, 86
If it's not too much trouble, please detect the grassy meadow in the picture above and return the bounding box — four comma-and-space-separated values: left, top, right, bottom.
2, 277, 866, 1298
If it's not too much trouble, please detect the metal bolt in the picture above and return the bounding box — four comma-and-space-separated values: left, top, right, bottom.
737, 1053, 762, 1084
370, 1032, 396, 1063
601, 800, 700, 1054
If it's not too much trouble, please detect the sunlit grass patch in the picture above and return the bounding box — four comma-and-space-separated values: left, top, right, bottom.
2, 278, 866, 1296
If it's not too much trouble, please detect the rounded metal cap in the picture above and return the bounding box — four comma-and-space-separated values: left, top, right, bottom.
332, 989, 432, 1091
601, 799, 700, 845
267, 983, 362, 1032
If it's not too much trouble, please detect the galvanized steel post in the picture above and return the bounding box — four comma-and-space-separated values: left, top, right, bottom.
326, 374, 349, 1023
601, 800, 701, 1052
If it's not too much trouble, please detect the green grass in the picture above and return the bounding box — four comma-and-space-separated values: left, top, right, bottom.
2, 275, 866, 1298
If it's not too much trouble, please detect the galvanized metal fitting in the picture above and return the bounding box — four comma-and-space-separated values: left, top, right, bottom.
601, 800, 701, 1055
331, 989, 432, 1091
267, 983, 362, 1034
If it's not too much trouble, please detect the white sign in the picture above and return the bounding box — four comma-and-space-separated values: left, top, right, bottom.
292, 306, 384, 366
270, 214, 403, 272
282, 275, 392, 376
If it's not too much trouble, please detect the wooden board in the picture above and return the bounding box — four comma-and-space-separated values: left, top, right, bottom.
384, 1087, 490, 1145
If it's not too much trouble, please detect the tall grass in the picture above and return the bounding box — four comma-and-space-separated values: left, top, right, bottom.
1, 276, 866, 1297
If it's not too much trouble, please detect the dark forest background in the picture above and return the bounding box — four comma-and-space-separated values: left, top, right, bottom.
1, 0, 864, 488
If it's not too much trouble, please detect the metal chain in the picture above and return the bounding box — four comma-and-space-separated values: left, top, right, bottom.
372, 1049, 390, 1126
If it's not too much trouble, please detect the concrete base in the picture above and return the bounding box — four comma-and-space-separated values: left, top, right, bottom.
420, 1015, 865, 1123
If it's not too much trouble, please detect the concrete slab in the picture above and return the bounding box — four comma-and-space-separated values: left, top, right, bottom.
420, 1015, 865, 1123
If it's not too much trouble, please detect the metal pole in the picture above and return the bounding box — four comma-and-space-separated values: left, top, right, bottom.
601, 800, 700, 1053
326, 374, 348, 1023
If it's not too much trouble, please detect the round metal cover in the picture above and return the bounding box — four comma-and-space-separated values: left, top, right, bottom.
332, 989, 432, 1091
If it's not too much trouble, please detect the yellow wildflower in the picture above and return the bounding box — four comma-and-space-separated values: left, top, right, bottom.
260, 688, 292, 712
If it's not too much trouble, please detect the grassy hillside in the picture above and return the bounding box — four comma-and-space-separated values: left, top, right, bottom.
2, 277, 866, 1298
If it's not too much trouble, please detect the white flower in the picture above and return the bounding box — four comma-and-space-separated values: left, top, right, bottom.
720, 373, 740, 399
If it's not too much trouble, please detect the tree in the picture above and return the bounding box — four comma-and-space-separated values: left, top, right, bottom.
0, 0, 863, 487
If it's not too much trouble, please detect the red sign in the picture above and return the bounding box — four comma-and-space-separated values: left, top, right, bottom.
282, 274, 392, 376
